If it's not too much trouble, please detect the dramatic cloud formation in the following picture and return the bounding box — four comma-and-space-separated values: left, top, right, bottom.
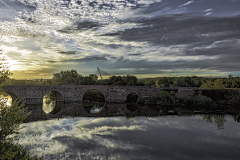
0, 0, 240, 79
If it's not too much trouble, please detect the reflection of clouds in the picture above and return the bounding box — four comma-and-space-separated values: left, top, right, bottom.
90, 106, 102, 113
0, 95, 12, 106
15, 117, 145, 158
42, 100, 56, 114
42, 94, 57, 114
13, 115, 240, 159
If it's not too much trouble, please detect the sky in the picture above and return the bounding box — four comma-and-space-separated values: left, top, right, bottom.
0, 0, 240, 79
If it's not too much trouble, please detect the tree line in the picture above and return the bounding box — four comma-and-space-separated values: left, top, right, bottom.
3, 70, 240, 89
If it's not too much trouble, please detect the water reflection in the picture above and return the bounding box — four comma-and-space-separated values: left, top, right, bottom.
6, 97, 240, 159
233, 114, 240, 122
202, 114, 227, 129
22, 100, 240, 129
0, 94, 12, 107
16, 114, 240, 160
42, 92, 57, 114
43, 98, 56, 114
82, 101, 105, 114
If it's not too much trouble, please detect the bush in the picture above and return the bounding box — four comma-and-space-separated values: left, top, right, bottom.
176, 95, 217, 107
224, 90, 240, 105
144, 91, 175, 105
137, 97, 145, 104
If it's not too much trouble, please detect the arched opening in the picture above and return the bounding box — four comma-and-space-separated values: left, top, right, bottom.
42, 91, 63, 114
83, 89, 105, 102
0, 91, 17, 107
126, 92, 139, 103
82, 89, 105, 114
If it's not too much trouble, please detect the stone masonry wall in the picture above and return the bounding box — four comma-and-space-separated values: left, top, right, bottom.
2, 85, 163, 104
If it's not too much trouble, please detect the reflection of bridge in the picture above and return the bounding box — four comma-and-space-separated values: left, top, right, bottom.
2, 85, 240, 104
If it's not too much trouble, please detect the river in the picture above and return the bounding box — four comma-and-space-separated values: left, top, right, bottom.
2, 96, 240, 160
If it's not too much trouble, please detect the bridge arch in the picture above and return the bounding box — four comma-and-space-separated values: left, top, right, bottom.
82, 89, 106, 102
42, 90, 64, 103
1, 91, 18, 105
126, 91, 139, 103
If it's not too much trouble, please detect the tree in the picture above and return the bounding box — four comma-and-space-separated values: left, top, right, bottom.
173, 77, 189, 87
137, 79, 145, 86
53, 70, 82, 85
70, 69, 79, 78
213, 78, 225, 90
89, 74, 98, 81
0, 47, 13, 85
46, 79, 55, 85
96, 79, 112, 85
144, 78, 155, 87
109, 75, 124, 85
0, 45, 43, 159
200, 80, 213, 89
13, 80, 27, 85
26, 79, 35, 85
80, 76, 95, 85
63, 76, 76, 85
60, 69, 79, 80
123, 75, 137, 86
156, 77, 169, 87
228, 74, 233, 79
52, 73, 62, 80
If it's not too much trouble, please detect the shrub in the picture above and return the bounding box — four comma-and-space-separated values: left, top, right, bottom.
0, 97, 43, 159
137, 97, 145, 104
144, 91, 175, 105
176, 95, 217, 107
224, 90, 240, 105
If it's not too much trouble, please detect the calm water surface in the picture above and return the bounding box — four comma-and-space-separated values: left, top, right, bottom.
2, 96, 240, 160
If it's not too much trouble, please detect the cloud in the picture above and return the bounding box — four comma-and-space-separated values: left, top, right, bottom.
1, 0, 240, 79
179, 0, 194, 7
63, 56, 108, 62
0, 0, 36, 21
58, 51, 77, 55
203, 8, 212, 12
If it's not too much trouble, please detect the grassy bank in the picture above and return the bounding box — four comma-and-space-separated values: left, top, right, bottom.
137, 90, 240, 108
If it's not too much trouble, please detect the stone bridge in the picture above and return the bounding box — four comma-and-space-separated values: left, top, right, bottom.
1, 85, 240, 104
1, 85, 164, 104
